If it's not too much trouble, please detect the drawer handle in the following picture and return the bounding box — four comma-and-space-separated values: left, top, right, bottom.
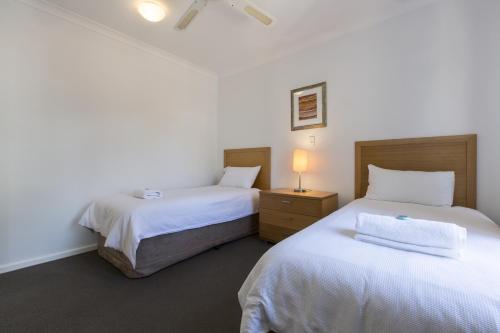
281, 200, 292, 204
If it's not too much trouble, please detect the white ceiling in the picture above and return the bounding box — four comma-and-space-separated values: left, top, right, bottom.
43, 0, 437, 76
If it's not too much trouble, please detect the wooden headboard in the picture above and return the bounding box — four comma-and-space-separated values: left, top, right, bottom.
355, 135, 477, 208
224, 147, 271, 190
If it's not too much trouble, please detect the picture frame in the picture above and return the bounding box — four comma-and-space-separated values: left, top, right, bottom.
291, 82, 327, 131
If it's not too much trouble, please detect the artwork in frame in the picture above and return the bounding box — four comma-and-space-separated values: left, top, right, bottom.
291, 82, 327, 131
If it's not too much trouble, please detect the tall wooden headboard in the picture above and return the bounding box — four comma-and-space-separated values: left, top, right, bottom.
224, 147, 271, 190
355, 135, 477, 208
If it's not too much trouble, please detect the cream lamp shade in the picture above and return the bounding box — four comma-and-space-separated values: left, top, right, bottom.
293, 149, 308, 173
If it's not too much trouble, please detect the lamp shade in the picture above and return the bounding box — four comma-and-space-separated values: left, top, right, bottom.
293, 149, 308, 173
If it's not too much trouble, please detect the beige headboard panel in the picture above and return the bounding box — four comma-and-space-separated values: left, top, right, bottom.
224, 147, 271, 190
355, 135, 477, 208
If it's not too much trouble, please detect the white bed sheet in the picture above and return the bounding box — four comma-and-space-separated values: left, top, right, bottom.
239, 199, 500, 333
79, 185, 259, 268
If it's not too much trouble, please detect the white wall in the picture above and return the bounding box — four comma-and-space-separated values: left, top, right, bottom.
218, 0, 500, 224
0, 0, 218, 271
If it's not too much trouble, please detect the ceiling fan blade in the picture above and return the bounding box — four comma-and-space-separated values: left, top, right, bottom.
226, 0, 274, 26
244, 5, 273, 26
175, 0, 208, 30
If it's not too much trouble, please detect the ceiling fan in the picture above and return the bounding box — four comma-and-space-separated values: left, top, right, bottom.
175, 0, 275, 30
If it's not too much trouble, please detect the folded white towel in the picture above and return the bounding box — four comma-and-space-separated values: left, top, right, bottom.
356, 213, 467, 250
133, 189, 163, 199
355, 234, 463, 259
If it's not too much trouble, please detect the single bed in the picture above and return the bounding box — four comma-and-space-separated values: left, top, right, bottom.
80, 147, 271, 278
238, 135, 500, 333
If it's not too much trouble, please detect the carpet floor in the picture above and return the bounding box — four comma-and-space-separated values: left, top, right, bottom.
0, 235, 271, 333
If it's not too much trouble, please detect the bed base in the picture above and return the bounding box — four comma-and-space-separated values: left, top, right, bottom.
97, 214, 259, 278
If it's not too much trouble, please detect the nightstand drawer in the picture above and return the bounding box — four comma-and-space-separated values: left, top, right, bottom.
259, 189, 338, 243
260, 209, 317, 230
260, 194, 321, 217
259, 223, 297, 243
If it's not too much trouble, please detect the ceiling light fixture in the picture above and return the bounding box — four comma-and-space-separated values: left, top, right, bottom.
138, 1, 166, 22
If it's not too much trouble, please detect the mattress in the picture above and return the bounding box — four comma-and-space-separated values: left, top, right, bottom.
239, 198, 500, 333
79, 185, 260, 267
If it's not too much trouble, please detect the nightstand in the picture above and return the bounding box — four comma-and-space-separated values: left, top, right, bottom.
259, 188, 339, 243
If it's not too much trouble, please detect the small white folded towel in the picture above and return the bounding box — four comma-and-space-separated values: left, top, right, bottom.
355, 213, 467, 258
354, 234, 464, 259
133, 189, 163, 200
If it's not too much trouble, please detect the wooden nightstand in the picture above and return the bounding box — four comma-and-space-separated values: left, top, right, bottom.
259, 188, 339, 243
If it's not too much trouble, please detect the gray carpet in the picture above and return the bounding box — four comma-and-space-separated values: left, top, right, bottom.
0, 236, 271, 333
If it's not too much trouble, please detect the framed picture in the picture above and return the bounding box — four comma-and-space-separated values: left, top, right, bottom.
291, 82, 327, 131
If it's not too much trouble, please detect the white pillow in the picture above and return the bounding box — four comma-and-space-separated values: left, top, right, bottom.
365, 164, 455, 207
218, 166, 261, 189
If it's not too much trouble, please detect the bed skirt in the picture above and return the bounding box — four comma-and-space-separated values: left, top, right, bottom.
97, 214, 259, 278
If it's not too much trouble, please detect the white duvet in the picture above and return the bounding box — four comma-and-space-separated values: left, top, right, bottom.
239, 199, 500, 333
79, 185, 259, 268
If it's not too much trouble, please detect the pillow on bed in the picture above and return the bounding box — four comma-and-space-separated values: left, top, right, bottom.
365, 164, 455, 207
219, 166, 261, 189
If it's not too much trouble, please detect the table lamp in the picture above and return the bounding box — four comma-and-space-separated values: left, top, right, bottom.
293, 149, 308, 192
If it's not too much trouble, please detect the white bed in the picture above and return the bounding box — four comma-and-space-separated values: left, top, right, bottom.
78, 146, 270, 278
80, 185, 260, 267
239, 198, 500, 333
239, 135, 499, 332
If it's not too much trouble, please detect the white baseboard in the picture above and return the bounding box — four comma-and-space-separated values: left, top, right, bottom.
0, 243, 97, 274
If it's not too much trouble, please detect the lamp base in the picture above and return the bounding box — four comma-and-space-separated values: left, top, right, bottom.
294, 173, 308, 192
